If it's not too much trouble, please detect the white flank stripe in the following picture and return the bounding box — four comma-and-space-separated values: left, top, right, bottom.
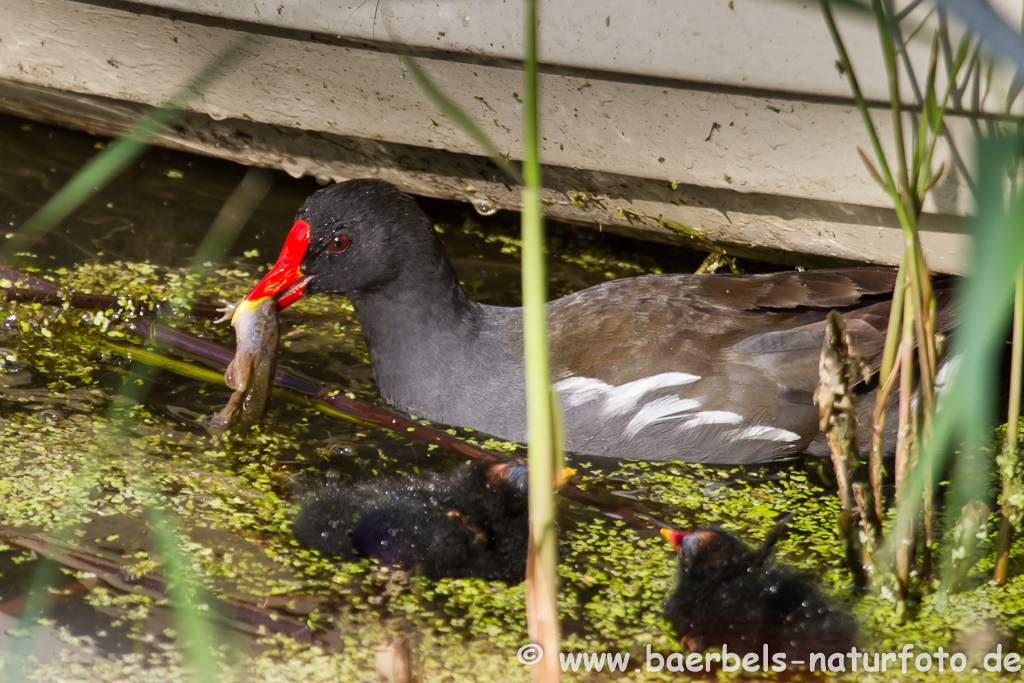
678, 411, 743, 430
555, 372, 701, 414
554, 377, 612, 407
624, 396, 702, 437
731, 426, 801, 442
935, 353, 962, 392
930, 354, 963, 413
601, 372, 701, 415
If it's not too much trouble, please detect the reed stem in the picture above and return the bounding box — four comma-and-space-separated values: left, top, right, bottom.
520, 2, 561, 680
995, 265, 1024, 583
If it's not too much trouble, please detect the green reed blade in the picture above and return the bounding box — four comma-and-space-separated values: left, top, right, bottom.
1, 38, 255, 264
398, 49, 523, 185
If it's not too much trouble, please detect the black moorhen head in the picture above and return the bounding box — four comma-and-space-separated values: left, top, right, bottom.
293, 462, 529, 581
235, 179, 953, 463
662, 523, 856, 659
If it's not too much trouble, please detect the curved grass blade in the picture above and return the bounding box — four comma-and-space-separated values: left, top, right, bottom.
3, 44, 264, 676
397, 48, 523, 185
0, 37, 258, 263
934, 0, 1024, 73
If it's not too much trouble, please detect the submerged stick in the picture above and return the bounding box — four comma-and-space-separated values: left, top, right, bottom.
0, 264, 505, 465
126, 317, 510, 465
0, 527, 316, 642
0, 266, 61, 292
115, 322, 667, 531
4, 266, 674, 535
0, 285, 328, 322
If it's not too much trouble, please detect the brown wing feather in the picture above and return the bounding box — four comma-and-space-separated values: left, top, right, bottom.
548, 268, 898, 383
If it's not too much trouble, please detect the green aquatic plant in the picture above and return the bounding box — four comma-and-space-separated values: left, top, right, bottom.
820, 0, 1024, 616
8, 263, 1024, 681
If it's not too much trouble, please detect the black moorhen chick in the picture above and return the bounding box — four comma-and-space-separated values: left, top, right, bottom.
234, 179, 949, 463
662, 523, 856, 659
293, 462, 529, 580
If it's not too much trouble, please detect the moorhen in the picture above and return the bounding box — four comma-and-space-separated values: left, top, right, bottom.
293, 462, 529, 580
234, 179, 946, 463
662, 523, 856, 658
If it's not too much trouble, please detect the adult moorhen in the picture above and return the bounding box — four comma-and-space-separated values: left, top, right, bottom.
294, 462, 529, 580
234, 179, 944, 464
662, 523, 856, 659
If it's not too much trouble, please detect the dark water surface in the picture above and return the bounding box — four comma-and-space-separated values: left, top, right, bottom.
0, 112, 1017, 681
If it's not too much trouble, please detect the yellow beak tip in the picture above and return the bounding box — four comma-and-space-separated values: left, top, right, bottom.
554, 467, 576, 488
229, 296, 266, 325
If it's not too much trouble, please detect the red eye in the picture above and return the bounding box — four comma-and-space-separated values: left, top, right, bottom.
329, 235, 350, 253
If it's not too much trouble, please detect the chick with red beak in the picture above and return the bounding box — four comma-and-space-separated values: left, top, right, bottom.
661, 520, 856, 658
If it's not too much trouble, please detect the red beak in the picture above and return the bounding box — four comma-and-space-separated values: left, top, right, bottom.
232, 219, 313, 323
661, 527, 688, 551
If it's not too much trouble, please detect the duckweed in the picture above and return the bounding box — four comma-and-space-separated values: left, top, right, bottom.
1, 251, 1023, 682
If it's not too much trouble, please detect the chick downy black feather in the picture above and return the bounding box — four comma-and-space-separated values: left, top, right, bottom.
664, 524, 856, 659
293, 462, 529, 581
